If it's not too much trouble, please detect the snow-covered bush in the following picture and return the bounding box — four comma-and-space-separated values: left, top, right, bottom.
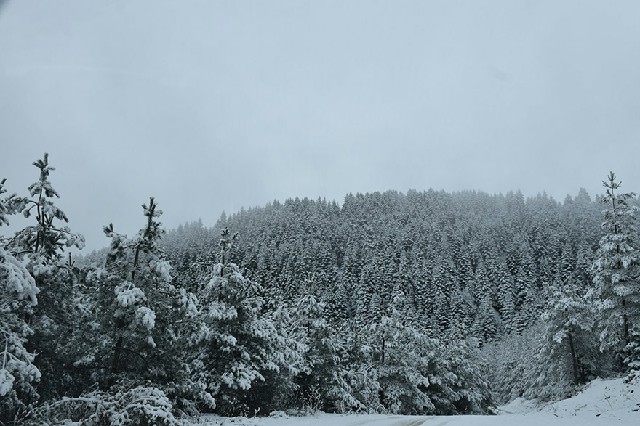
29, 384, 182, 425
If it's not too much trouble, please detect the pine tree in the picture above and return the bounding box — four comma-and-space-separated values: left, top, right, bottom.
0, 179, 41, 424
291, 291, 339, 412
471, 261, 499, 342
28, 198, 201, 424
9, 153, 84, 258
76, 198, 207, 414
369, 296, 436, 414
542, 274, 600, 388
99, 198, 172, 385
590, 172, 640, 375
3, 154, 85, 401
192, 228, 302, 415
429, 338, 492, 414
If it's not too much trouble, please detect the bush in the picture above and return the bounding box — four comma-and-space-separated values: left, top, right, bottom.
29, 384, 183, 425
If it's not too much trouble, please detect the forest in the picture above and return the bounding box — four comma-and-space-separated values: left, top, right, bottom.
1, 154, 639, 425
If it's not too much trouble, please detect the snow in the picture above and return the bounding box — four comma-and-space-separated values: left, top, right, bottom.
135, 306, 156, 330
115, 282, 145, 307
0, 247, 38, 304
154, 259, 172, 282
536, 377, 640, 422
191, 377, 639, 426
0, 368, 15, 396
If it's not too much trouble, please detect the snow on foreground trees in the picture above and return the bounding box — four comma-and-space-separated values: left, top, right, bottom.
1, 154, 640, 425
1, 180, 41, 413
0, 246, 40, 418
589, 172, 640, 378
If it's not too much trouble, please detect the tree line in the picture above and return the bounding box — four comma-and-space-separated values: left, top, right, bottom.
1, 154, 638, 424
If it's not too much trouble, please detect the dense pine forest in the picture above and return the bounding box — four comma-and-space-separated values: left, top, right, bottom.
2, 154, 639, 425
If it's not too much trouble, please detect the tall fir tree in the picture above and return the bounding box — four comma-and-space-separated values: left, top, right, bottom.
9, 153, 84, 258
192, 228, 303, 415
3, 154, 84, 401
73, 197, 207, 418
590, 172, 640, 376
0, 179, 41, 424
542, 274, 602, 390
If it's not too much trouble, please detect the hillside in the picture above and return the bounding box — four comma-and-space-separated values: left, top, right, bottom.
3, 157, 640, 424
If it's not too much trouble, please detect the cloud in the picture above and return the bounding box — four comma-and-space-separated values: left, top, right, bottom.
1, 0, 639, 250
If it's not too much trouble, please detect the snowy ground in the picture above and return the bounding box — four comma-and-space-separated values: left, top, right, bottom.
191, 377, 640, 425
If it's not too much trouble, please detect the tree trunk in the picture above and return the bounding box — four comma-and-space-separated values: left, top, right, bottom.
622, 298, 629, 347
567, 331, 579, 385
109, 335, 123, 387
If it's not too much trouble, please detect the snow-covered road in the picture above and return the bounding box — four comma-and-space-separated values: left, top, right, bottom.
195, 412, 636, 426
342, 416, 428, 426
195, 377, 639, 426
196, 411, 640, 426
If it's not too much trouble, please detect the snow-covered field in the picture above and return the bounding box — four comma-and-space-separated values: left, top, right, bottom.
193, 377, 640, 426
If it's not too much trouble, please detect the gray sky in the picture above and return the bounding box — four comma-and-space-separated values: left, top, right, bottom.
1, 0, 640, 250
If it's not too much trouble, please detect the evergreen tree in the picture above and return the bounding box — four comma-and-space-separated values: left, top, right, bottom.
0, 180, 40, 424
3, 154, 84, 401
370, 295, 435, 414
542, 275, 602, 389
75, 197, 207, 417
429, 339, 492, 414
590, 172, 640, 374
291, 291, 341, 412
99, 198, 173, 384
192, 228, 302, 415
9, 153, 84, 258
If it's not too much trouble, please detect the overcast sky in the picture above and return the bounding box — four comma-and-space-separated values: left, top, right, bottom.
1, 0, 640, 250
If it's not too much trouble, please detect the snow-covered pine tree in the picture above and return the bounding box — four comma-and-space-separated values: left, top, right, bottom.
483, 321, 551, 403
3, 154, 85, 401
590, 172, 640, 376
291, 290, 347, 412
80, 198, 205, 413
30, 198, 200, 425
9, 153, 85, 259
0, 246, 41, 423
368, 294, 436, 414
250, 296, 306, 413
193, 228, 302, 415
545, 278, 590, 385
429, 338, 492, 414
313, 319, 380, 414
0, 179, 41, 424
538, 273, 605, 397
470, 261, 500, 343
